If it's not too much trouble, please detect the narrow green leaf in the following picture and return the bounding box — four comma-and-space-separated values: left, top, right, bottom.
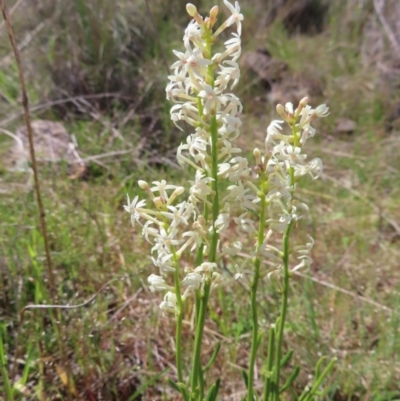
280, 349, 293, 368
203, 341, 221, 372
315, 356, 328, 379
168, 378, 182, 393
242, 369, 249, 389
205, 378, 221, 401
299, 357, 336, 401
280, 366, 300, 393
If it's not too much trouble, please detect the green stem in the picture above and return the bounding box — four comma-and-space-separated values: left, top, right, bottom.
195, 243, 205, 325
272, 124, 298, 400
262, 326, 275, 401
172, 251, 186, 396
190, 283, 211, 400
190, 114, 220, 400
209, 116, 219, 260
272, 220, 293, 401
298, 358, 336, 401
248, 187, 267, 401
189, 27, 219, 401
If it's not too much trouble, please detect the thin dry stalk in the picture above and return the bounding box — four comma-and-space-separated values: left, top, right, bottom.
0, 0, 56, 300
0, 1, 73, 398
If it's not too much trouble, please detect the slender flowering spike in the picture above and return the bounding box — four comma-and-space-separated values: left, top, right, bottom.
124, 2, 332, 398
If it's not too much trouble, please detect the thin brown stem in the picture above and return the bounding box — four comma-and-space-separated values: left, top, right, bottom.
0, 2, 73, 399
0, 0, 56, 300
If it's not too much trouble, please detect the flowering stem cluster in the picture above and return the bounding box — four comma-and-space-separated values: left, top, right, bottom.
125, 1, 336, 400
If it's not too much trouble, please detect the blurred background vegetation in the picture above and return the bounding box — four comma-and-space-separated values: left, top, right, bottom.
0, 0, 399, 399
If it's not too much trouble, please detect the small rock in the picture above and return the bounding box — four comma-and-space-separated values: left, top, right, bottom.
335, 118, 357, 133
6, 120, 83, 172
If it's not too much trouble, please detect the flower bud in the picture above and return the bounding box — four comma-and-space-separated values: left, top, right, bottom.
299, 97, 308, 108
138, 180, 149, 190
253, 147, 261, 165
295, 97, 309, 119
210, 6, 218, 18
167, 186, 185, 205
138, 180, 154, 200
153, 196, 165, 209
276, 104, 285, 118
186, 3, 197, 17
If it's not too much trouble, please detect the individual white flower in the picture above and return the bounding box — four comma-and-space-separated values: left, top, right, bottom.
189, 171, 214, 205
220, 93, 243, 117
267, 213, 292, 233
177, 228, 204, 255
219, 115, 242, 139
234, 262, 254, 287
211, 272, 223, 288
186, 48, 213, 76
194, 262, 218, 273
299, 105, 313, 125
143, 221, 161, 243
150, 180, 181, 202
223, 240, 242, 256
274, 144, 307, 168
290, 201, 309, 221
314, 104, 329, 118
198, 84, 226, 114
218, 156, 249, 181
218, 139, 242, 162
151, 252, 175, 274
234, 213, 256, 235
265, 120, 284, 150
181, 272, 203, 290
124, 195, 147, 226
171, 47, 193, 72
148, 274, 173, 292
160, 202, 191, 229
285, 102, 294, 116
294, 235, 314, 255
223, 33, 242, 61
160, 291, 178, 314
215, 60, 241, 89
223, 0, 244, 35
151, 227, 183, 254
291, 255, 312, 273
267, 172, 291, 201
215, 204, 230, 234
294, 157, 323, 179
184, 20, 202, 44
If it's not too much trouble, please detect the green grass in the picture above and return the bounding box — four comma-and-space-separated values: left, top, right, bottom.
1, 0, 400, 399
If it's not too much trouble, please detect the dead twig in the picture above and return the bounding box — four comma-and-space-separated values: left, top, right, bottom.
294, 271, 392, 313
19, 275, 137, 323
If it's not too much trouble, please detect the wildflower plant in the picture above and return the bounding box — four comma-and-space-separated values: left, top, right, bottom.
125, 1, 336, 400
